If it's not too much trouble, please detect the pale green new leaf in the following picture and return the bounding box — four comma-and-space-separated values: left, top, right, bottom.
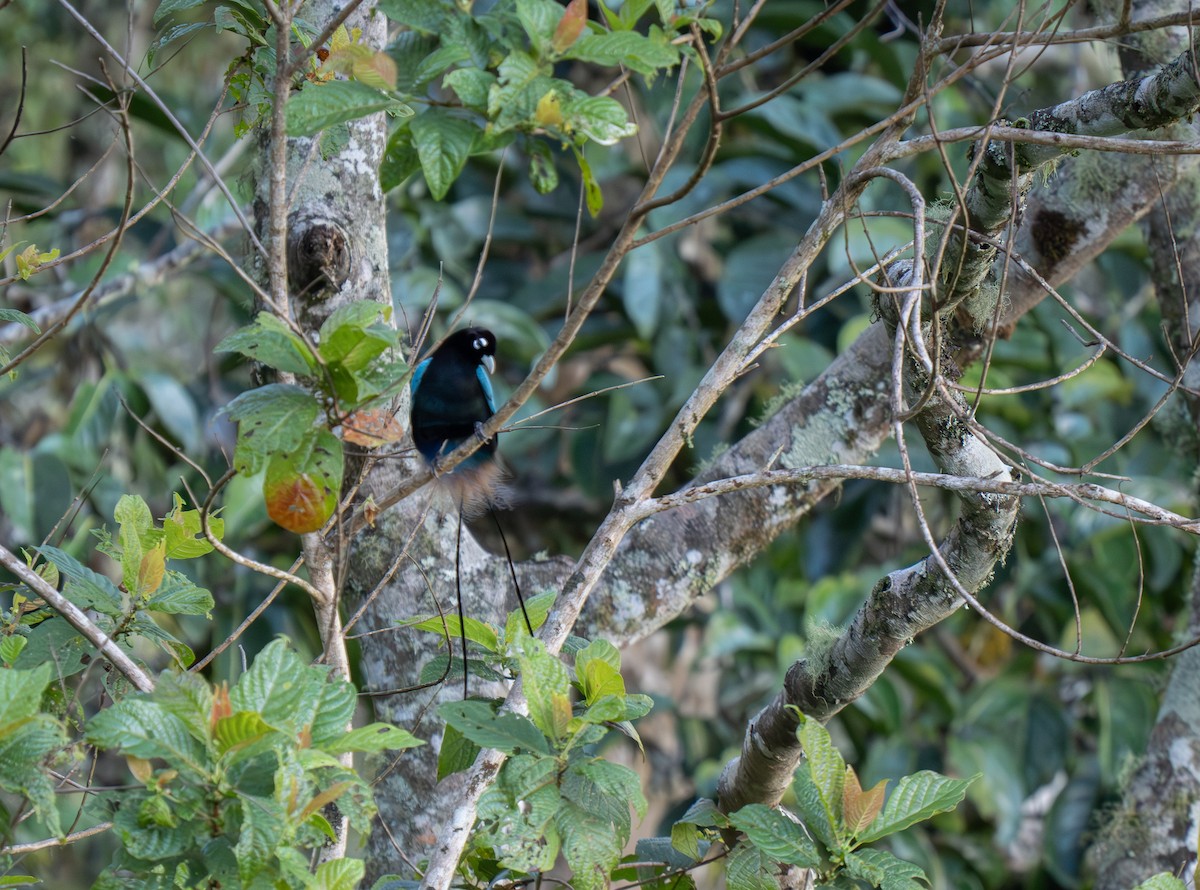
402, 613, 499, 652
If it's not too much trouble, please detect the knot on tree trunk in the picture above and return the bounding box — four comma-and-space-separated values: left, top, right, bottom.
287, 213, 352, 307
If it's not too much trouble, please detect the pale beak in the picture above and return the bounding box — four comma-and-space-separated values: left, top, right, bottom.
481, 355, 495, 375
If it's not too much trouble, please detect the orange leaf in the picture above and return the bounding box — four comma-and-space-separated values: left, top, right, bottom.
343, 408, 405, 448
552, 0, 587, 52
211, 682, 232, 731
842, 765, 887, 836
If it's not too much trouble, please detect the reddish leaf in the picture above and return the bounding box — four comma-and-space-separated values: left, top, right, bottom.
552, 0, 587, 52
211, 682, 232, 731
264, 471, 334, 533
262, 430, 343, 534
843, 765, 888, 836
343, 407, 405, 448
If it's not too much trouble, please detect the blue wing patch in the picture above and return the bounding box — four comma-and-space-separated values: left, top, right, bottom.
477, 364, 497, 413
410, 357, 432, 394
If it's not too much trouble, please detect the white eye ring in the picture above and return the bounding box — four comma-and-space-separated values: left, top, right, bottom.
474, 337, 489, 350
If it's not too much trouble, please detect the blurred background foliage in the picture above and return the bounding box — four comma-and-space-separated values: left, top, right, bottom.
0, 0, 1191, 887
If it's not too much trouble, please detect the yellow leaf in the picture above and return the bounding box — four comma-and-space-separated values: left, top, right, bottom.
137, 540, 166, 596
127, 755, 153, 784
536, 90, 564, 128
329, 24, 352, 52
353, 50, 398, 91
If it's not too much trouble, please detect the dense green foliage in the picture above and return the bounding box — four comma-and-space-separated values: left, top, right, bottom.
1, 0, 1198, 887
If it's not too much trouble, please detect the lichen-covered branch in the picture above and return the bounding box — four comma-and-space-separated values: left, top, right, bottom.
1088, 1, 1200, 883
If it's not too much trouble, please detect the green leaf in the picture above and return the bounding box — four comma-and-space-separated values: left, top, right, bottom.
87, 699, 208, 776
670, 797, 725, 859
402, 612, 499, 653
115, 493, 156, 593
226, 383, 322, 468
792, 763, 840, 852
516, 0, 562, 53
381, 125, 421, 192
153, 0, 209, 25
797, 715, 845, 842
561, 94, 637, 145
579, 694, 627, 724
230, 639, 320, 728
215, 312, 317, 375
517, 637, 572, 742
0, 307, 40, 333
151, 669, 212, 743
236, 792, 286, 883
724, 841, 778, 890
526, 137, 560, 194
376, 0, 454, 32
0, 635, 27, 666
318, 300, 398, 374
1130, 875, 1189, 890
163, 495, 222, 558
214, 710, 273, 755
444, 67, 496, 111
286, 79, 413, 137
314, 857, 365, 890
504, 590, 555, 642
572, 146, 603, 216
844, 848, 929, 890
576, 759, 647, 820
438, 699, 550, 754
557, 799, 622, 890
146, 571, 214, 615
410, 110, 478, 200
328, 722, 423, 754
478, 755, 562, 873
438, 721, 481, 780
575, 639, 625, 703
855, 770, 976, 844
0, 662, 53, 729
569, 30, 680, 77
36, 544, 124, 615
623, 238, 663, 339
728, 804, 819, 868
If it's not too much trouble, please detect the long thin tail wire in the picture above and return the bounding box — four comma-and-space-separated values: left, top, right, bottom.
490, 505, 533, 635
456, 498, 468, 699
